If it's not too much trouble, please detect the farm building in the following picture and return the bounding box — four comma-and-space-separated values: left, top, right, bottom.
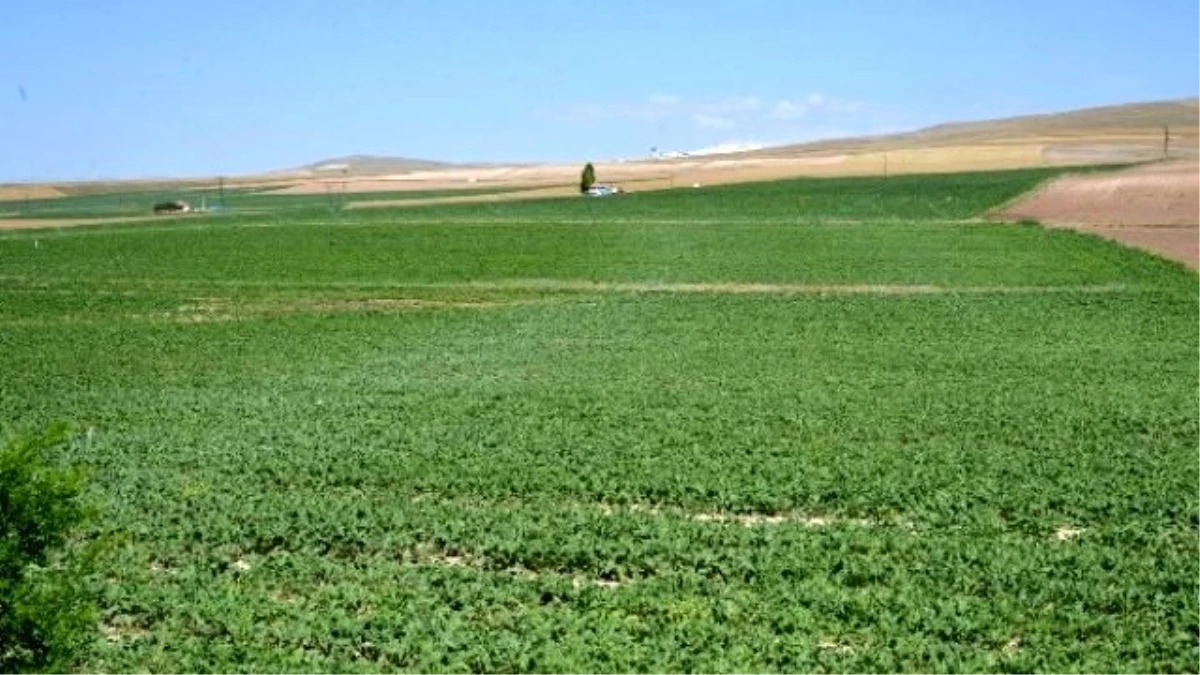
152, 200, 191, 214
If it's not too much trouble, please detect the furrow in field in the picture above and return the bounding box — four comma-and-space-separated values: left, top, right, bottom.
0, 275, 1135, 297
419, 279, 1131, 296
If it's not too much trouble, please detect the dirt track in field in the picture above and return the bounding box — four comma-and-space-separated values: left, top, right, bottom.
346, 185, 580, 209
0, 215, 186, 231
0, 185, 65, 201
418, 279, 1129, 296
992, 161, 1199, 269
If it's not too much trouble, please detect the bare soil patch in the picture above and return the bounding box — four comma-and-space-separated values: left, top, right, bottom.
434, 279, 1128, 296
346, 185, 579, 209
169, 296, 529, 324
399, 542, 628, 588
595, 502, 904, 529
691, 511, 875, 528
1054, 526, 1085, 542
817, 636, 858, 654
0, 214, 188, 231
995, 161, 1198, 227
100, 615, 150, 643
993, 161, 1199, 268
0, 185, 65, 201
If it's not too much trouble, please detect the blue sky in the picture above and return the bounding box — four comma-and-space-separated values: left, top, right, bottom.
1, 1, 1196, 180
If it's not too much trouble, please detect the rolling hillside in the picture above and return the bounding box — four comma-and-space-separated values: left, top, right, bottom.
741, 97, 1200, 162
287, 154, 455, 177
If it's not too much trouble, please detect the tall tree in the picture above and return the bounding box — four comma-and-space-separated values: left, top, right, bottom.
580, 162, 596, 193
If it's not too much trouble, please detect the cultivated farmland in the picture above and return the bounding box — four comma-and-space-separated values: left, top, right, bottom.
0, 169, 1196, 672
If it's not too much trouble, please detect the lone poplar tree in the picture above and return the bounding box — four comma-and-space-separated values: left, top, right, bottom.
580, 162, 596, 193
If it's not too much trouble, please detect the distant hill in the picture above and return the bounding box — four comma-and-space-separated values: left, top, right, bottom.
286, 154, 454, 177
275, 100, 1199, 176
914, 97, 1198, 137
742, 97, 1200, 161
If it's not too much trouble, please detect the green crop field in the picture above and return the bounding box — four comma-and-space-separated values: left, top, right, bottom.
1, 184, 526, 220
1, 169, 1196, 672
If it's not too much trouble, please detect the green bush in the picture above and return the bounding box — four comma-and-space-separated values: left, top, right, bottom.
0, 423, 97, 673
580, 162, 596, 193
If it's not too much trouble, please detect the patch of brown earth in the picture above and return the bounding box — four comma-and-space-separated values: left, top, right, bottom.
817, 637, 858, 654
148, 560, 178, 574
100, 615, 150, 643
0, 185, 65, 201
399, 542, 626, 588
170, 296, 530, 324
691, 512, 875, 527
0, 214, 191, 230
993, 161, 1199, 268
436, 279, 1129, 296
1054, 525, 1085, 542
596, 502, 901, 529
346, 185, 578, 208
996, 161, 1198, 226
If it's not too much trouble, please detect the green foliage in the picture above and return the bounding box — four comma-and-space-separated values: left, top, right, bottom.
0, 424, 97, 673
0, 167, 1195, 671
580, 162, 596, 193
2, 170, 1189, 291
5, 185, 524, 220
398, 166, 1086, 221
4, 164, 1124, 221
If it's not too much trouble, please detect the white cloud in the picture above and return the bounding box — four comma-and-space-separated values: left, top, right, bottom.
693, 114, 734, 130
647, 93, 682, 107
687, 141, 767, 155
771, 100, 808, 120
550, 93, 873, 142
696, 96, 762, 116
771, 93, 867, 120
556, 94, 683, 121
558, 93, 864, 124
553, 94, 766, 123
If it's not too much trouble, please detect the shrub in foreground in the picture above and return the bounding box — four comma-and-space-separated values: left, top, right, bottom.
0, 423, 97, 673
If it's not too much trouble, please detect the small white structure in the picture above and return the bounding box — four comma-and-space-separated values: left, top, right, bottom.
584, 184, 622, 197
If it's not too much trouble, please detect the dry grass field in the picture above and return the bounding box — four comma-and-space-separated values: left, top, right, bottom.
4, 98, 1194, 205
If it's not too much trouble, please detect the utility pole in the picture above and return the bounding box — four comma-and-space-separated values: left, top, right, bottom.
341, 167, 349, 211
1163, 125, 1170, 161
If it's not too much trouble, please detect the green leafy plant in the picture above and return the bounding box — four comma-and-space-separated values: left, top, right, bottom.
0, 166, 1195, 671
0, 424, 97, 673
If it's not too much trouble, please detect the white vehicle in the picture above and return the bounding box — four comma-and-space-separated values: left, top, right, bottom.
584, 184, 622, 197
